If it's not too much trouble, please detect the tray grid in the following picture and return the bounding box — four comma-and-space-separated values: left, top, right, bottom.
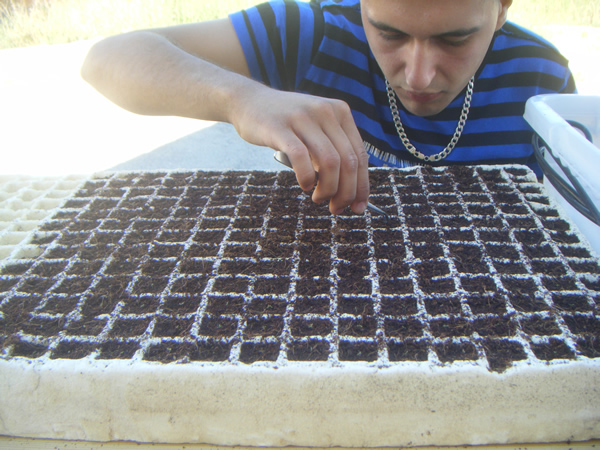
0, 166, 598, 371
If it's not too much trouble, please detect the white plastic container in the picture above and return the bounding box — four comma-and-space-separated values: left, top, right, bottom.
524, 94, 600, 256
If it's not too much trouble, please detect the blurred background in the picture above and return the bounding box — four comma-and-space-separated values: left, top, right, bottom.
1, 0, 598, 50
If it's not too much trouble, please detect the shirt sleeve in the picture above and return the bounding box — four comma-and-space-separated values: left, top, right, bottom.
229, 0, 324, 92
560, 68, 577, 94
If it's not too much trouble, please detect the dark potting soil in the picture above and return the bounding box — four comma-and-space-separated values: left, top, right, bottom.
1, 166, 599, 373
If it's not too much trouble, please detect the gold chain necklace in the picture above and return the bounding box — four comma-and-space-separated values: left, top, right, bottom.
386, 76, 474, 162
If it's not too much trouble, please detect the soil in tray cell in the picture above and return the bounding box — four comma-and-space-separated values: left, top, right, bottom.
288, 339, 330, 361
483, 339, 527, 372
205, 295, 245, 315
239, 342, 280, 364
388, 339, 429, 362
244, 316, 284, 337
199, 316, 238, 338
339, 340, 378, 362
338, 296, 374, 316
291, 318, 333, 337
385, 317, 424, 339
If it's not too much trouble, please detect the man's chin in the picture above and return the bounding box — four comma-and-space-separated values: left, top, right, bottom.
396, 92, 452, 117
401, 101, 448, 117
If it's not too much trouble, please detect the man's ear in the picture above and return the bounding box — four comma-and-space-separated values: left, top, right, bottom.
496, 0, 513, 30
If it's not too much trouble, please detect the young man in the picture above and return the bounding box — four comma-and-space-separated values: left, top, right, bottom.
81, 0, 575, 215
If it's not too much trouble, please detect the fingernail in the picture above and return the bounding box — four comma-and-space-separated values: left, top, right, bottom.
355, 202, 367, 214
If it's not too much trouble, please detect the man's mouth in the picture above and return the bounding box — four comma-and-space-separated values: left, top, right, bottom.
403, 90, 443, 104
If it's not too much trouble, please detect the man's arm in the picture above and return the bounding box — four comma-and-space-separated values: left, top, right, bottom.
81, 18, 370, 215
81, 19, 252, 120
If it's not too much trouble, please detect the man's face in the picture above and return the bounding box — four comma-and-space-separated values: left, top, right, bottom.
361, 0, 510, 117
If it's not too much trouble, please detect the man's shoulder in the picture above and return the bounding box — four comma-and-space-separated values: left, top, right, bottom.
489, 21, 572, 75
496, 22, 567, 62
310, 0, 361, 19
310, 0, 363, 32
311, 0, 360, 9
257, 0, 360, 21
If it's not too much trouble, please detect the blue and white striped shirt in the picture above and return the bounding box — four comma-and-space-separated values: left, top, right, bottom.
230, 0, 576, 174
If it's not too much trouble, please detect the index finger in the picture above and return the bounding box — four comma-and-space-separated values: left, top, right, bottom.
339, 110, 370, 214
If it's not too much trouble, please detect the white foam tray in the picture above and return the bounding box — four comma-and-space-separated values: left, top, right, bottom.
0, 175, 86, 260
1, 167, 599, 447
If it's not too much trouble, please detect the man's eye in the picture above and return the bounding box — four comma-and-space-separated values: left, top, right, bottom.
441, 38, 469, 47
380, 32, 407, 42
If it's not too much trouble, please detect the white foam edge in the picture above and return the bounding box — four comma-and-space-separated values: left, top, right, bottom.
0, 175, 88, 264
0, 355, 598, 447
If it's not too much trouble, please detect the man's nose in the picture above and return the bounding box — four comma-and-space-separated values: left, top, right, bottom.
404, 40, 436, 91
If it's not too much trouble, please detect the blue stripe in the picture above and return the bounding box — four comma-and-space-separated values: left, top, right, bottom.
294, 4, 317, 89
446, 144, 534, 162
229, 11, 263, 81
230, 6, 283, 89
481, 58, 569, 79
465, 115, 530, 133
307, 67, 374, 100
474, 85, 558, 105
319, 39, 368, 70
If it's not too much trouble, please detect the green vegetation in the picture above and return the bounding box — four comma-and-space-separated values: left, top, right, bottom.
0, 0, 598, 49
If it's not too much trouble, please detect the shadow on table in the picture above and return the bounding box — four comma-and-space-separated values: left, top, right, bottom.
110, 122, 283, 172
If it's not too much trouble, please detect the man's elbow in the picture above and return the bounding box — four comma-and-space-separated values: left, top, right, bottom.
79, 36, 141, 113
80, 40, 108, 88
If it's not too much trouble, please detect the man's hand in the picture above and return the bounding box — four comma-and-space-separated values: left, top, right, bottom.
230, 86, 370, 215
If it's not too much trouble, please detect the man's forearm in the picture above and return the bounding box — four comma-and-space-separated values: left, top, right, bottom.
81, 27, 371, 215
81, 30, 257, 123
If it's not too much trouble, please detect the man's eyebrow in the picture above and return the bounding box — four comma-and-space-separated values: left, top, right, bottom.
366, 17, 481, 38
436, 27, 481, 38
367, 17, 407, 34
